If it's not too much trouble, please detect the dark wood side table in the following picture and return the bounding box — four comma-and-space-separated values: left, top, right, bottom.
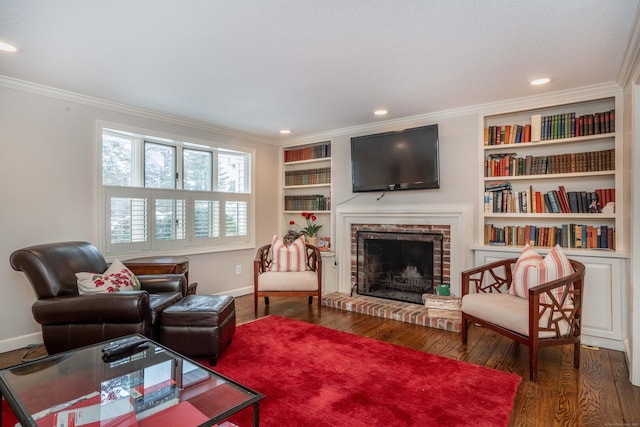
123, 256, 196, 294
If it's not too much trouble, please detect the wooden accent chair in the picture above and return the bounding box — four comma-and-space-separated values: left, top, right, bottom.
253, 243, 322, 317
461, 257, 585, 381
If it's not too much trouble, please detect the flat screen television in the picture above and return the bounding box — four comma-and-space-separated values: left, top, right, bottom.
351, 124, 440, 192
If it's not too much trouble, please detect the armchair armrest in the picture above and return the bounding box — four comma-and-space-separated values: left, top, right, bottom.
461, 257, 517, 295
305, 244, 322, 272
254, 244, 272, 275
32, 292, 150, 325
528, 259, 585, 339
139, 274, 188, 296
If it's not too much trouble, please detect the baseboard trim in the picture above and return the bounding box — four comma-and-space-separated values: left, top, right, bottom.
211, 286, 253, 298
0, 331, 43, 354
580, 335, 625, 352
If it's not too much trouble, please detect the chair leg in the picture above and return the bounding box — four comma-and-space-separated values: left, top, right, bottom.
574, 341, 581, 368
308, 296, 313, 305
461, 318, 468, 344
264, 296, 269, 305
529, 343, 539, 381
254, 293, 258, 318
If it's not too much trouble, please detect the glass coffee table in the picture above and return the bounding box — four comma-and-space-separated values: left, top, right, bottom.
0, 335, 264, 426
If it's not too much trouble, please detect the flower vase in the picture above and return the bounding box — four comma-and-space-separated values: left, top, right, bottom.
308, 234, 319, 247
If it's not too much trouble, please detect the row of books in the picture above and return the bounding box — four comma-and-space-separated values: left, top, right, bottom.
284, 167, 331, 186
485, 223, 615, 250
484, 183, 614, 214
484, 123, 532, 145
483, 109, 615, 145
284, 143, 331, 162
485, 148, 614, 177
540, 110, 615, 140
284, 195, 330, 211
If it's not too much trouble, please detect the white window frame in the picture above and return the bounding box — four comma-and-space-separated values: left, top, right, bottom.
96, 121, 255, 258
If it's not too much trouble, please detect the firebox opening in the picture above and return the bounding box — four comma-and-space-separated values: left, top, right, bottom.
355, 231, 444, 305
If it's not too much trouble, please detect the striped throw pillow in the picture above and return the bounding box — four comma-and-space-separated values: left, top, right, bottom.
509, 244, 575, 306
270, 234, 307, 272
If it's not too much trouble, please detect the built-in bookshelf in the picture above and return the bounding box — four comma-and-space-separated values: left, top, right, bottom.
474, 93, 628, 351
479, 97, 620, 252
281, 140, 332, 243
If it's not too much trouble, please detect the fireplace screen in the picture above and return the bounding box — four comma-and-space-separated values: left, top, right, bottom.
355, 231, 444, 304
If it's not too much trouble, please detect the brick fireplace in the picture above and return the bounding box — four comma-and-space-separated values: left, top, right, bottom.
334, 203, 472, 296
324, 203, 473, 332
352, 226, 450, 304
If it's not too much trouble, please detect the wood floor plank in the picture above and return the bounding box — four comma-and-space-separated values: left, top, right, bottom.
609, 349, 640, 425
551, 345, 580, 426
576, 347, 624, 426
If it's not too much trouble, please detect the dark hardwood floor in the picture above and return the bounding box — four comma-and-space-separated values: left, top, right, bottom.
2, 294, 639, 426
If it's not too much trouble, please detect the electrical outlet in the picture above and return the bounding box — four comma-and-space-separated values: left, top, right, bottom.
235, 265, 242, 275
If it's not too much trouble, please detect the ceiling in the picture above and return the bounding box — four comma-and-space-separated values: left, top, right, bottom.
1, 1, 639, 140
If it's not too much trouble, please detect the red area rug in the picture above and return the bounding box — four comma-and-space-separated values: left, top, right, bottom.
212, 315, 521, 426
2, 316, 522, 426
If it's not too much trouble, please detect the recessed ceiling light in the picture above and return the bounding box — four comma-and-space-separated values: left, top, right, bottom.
530, 78, 551, 86
280, 129, 292, 135
0, 41, 18, 53
374, 109, 388, 116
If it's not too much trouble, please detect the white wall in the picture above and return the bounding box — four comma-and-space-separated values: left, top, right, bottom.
328, 114, 479, 211
0, 84, 280, 351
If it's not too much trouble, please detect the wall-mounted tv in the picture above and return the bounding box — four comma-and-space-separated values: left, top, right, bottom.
351, 124, 440, 193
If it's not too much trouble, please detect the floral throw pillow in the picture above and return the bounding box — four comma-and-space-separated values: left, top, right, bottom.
76, 259, 141, 294
508, 244, 575, 306
270, 234, 307, 272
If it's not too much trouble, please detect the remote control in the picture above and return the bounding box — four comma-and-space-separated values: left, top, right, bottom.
101, 336, 148, 358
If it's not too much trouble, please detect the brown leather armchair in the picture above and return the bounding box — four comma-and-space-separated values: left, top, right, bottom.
10, 241, 188, 354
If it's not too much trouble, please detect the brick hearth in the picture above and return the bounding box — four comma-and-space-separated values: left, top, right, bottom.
322, 292, 461, 333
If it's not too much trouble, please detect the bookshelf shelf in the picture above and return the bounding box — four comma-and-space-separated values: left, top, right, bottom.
484, 170, 615, 181
483, 132, 615, 152
284, 183, 331, 189
483, 212, 616, 220
283, 157, 332, 165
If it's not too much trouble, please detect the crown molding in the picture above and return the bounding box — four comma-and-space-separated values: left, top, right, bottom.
618, 6, 640, 87
1, 74, 623, 147
282, 82, 622, 144
0, 75, 277, 145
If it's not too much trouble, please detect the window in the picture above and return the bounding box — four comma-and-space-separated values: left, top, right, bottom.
99, 126, 253, 256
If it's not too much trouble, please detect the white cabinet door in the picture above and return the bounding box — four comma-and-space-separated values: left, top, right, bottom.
568, 255, 625, 350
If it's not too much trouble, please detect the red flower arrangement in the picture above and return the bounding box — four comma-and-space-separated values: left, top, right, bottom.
289, 211, 322, 237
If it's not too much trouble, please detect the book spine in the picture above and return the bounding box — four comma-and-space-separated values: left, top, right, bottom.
531, 114, 542, 141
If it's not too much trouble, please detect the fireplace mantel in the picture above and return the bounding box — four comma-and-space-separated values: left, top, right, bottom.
335, 203, 473, 297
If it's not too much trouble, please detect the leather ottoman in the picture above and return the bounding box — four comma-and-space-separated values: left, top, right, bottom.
159, 295, 236, 365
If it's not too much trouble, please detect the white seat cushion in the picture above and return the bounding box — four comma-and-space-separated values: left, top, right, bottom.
257, 271, 319, 292
462, 293, 569, 339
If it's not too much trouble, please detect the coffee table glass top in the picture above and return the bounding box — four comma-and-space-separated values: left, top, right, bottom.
0, 335, 264, 427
